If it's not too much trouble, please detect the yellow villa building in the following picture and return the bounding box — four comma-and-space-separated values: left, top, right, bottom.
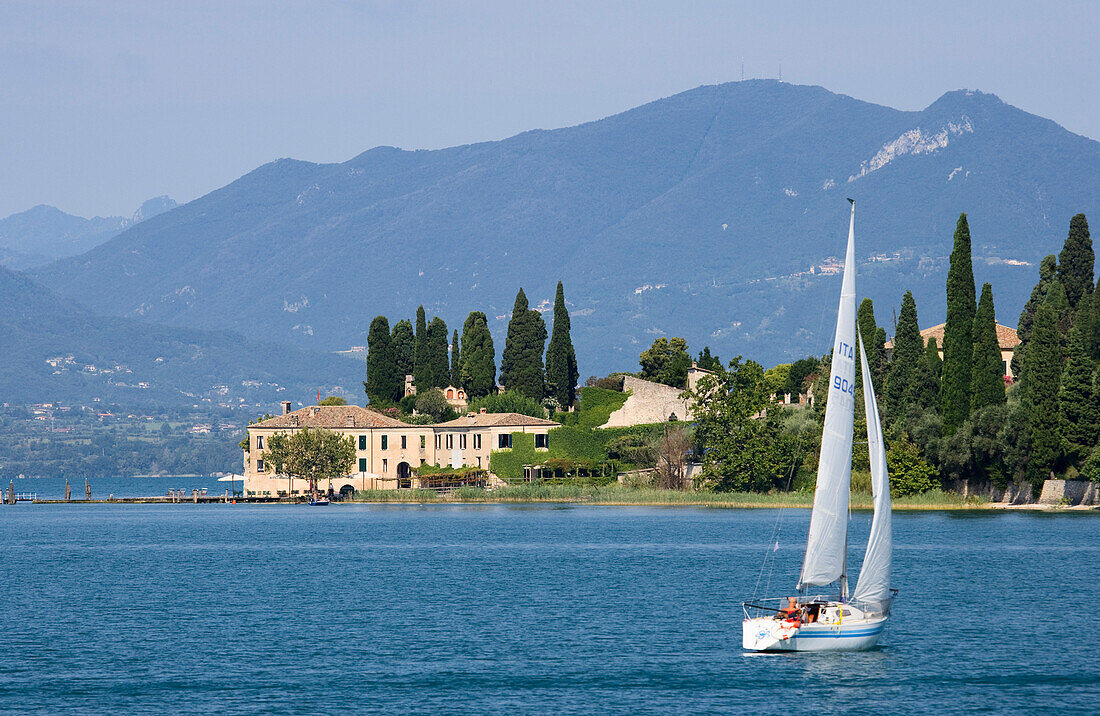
242, 402, 555, 498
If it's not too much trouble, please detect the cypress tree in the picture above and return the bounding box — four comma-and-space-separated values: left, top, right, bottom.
885, 291, 921, 417
451, 329, 462, 387
1057, 327, 1097, 464
970, 283, 1006, 412
413, 305, 429, 389
365, 316, 401, 404
391, 319, 415, 379
545, 281, 579, 409
913, 337, 942, 411
1056, 213, 1093, 309
1013, 255, 1058, 377
856, 298, 885, 386
500, 288, 548, 400
1022, 301, 1064, 483
1087, 279, 1100, 361
697, 346, 722, 371
460, 311, 496, 398
941, 213, 978, 433
425, 317, 450, 388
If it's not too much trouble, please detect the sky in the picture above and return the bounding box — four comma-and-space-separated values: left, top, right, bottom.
2, 0, 1097, 218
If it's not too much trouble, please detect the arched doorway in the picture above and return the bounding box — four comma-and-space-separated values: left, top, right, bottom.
397, 461, 412, 489
339, 484, 356, 500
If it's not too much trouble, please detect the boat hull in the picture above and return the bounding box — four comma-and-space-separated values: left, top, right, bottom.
742, 615, 887, 652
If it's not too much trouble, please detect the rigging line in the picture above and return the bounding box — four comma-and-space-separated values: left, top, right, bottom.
751, 425, 806, 601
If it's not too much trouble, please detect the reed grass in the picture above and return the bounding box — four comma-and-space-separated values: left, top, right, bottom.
348, 484, 989, 509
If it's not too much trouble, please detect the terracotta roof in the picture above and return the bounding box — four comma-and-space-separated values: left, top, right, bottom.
433, 412, 558, 428
251, 405, 410, 430
884, 323, 1019, 350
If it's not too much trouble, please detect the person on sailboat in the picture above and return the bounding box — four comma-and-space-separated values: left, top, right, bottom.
778, 597, 802, 623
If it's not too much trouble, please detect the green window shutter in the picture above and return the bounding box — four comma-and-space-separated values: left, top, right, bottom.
358, 458, 367, 472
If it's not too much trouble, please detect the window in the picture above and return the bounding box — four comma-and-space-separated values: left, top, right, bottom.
446, 388, 454, 399
498, 434, 512, 449
381, 435, 388, 450
535, 434, 548, 449
460, 434, 467, 449
477, 457, 482, 467
474, 434, 481, 450
420, 459, 426, 465
420, 435, 426, 449
256, 435, 264, 450
435, 434, 441, 450
358, 435, 367, 450
382, 459, 388, 473
358, 458, 367, 472
446, 434, 453, 449
256, 459, 265, 472
401, 435, 407, 450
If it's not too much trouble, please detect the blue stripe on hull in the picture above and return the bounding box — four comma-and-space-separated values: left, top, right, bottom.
793, 627, 884, 638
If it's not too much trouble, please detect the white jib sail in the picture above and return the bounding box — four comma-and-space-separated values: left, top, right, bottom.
798, 201, 857, 591
853, 329, 892, 609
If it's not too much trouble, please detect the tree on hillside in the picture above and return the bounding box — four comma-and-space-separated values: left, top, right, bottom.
545, 281, 579, 409
1013, 255, 1058, 376
365, 315, 401, 404
391, 319, 415, 379
451, 329, 462, 388
970, 283, 1006, 412
639, 337, 692, 388
461, 311, 496, 398
1056, 213, 1093, 309
1058, 327, 1098, 465
318, 396, 347, 406
885, 291, 922, 417
913, 337, 942, 411
467, 390, 546, 419
696, 346, 722, 372
500, 289, 548, 399
415, 387, 457, 422
1022, 300, 1064, 483
413, 306, 429, 389
857, 298, 884, 383
261, 428, 356, 498
941, 213, 978, 433
425, 317, 450, 388
784, 356, 820, 397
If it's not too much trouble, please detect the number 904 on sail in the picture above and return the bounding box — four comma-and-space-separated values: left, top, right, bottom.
742, 201, 896, 653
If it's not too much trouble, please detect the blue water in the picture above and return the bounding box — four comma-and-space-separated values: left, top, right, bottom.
1, 505, 1097, 714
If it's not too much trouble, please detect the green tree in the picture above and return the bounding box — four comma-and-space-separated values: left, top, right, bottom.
784, 356, 820, 397
424, 316, 450, 388
1085, 280, 1100, 361
318, 396, 347, 406
857, 298, 884, 382
941, 213, 978, 433
451, 329, 462, 387
639, 337, 692, 388
885, 438, 937, 497
261, 428, 356, 497
1081, 444, 1100, 483
1022, 301, 1064, 483
696, 346, 722, 372
913, 337, 942, 411
970, 283, 1006, 412
545, 281, 579, 409
1013, 255, 1058, 376
467, 390, 547, 419
1056, 213, 1093, 309
413, 306, 429, 388
365, 315, 401, 404
500, 289, 548, 399
1058, 328, 1097, 464
686, 357, 797, 491
885, 291, 922, 417
415, 387, 458, 422
391, 319, 415, 378
460, 311, 497, 398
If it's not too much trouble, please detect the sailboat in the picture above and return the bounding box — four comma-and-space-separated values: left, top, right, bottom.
742, 200, 895, 652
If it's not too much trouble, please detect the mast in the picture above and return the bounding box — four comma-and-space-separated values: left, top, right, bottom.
798, 199, 857, 593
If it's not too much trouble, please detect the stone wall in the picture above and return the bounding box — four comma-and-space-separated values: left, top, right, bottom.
1038, 479, 1099, 506
601, 376, 694, 428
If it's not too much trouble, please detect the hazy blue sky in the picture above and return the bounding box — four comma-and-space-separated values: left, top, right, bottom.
2, 0, 1097, 218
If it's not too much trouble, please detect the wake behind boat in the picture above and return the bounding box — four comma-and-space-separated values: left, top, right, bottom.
742, 200, 896, 653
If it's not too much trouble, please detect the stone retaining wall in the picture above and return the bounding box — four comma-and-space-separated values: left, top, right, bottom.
601, 376, 694, 428
1038, 479, 1099, 506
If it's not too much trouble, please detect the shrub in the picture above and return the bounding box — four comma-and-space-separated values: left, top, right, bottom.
1080, 448, 1100, 483
468, 390, 546, 418
887, 438, 938, 497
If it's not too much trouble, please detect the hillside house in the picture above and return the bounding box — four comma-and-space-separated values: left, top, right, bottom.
885, 323, 1020, 380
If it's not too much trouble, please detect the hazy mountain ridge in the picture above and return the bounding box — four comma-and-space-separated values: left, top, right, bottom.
0, 265, 359, 407
34, 81, 1100, 376
0, 196, 178, 269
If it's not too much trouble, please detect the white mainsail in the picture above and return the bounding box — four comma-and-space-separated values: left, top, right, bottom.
853, 330, 893, 609
798, 201, 857, 591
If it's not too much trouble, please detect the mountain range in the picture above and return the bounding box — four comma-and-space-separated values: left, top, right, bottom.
0, 196, 177, 270
21, 80, 1100, 380
0, 265, 358, 407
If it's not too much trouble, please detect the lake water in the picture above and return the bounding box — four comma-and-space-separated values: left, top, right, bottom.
1, 504, 1097, 714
